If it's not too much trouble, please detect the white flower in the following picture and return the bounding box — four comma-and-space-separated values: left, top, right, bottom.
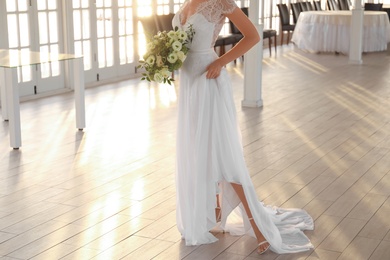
167, 53, 178, 63
139, 25, 194, 84
177, 30, 188, 41
147, 42, 155, 50
153, 72, 164, 83
176, 51, 186, 62
160, 67, 171, 78
146, 55, 156, 65
156, 55, 164, 67
172, 41, 182, 51
168, 31, 178, 40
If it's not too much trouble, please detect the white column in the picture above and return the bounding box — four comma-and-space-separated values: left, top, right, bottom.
5, 68, 22, 149
73, 58, 86, 130
0, 2, 9, 117
0, 1, 8, 49
349, 0, 364, 64
0, 68, 8, 120
242, 0, 263, 108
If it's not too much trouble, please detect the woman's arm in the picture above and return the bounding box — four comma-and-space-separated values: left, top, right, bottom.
206, 7, 260, 79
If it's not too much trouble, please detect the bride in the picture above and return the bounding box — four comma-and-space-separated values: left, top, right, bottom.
173, 0, 314, 254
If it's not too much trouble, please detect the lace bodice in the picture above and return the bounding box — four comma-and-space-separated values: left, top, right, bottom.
173, 0, 237, 49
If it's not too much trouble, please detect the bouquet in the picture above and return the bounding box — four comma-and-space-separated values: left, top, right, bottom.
138, 25, 195, 85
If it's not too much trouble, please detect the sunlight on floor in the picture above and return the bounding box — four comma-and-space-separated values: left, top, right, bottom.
287, 52, 329, 72
284, 53, 326, 75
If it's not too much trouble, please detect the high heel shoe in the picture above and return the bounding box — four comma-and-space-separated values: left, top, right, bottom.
248, 217, 270, 255
257, 240, 270, 255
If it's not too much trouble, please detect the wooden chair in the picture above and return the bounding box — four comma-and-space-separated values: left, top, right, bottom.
338, 0, 350, 10
224, 7, 248, 58
364, 3, 383, 11
291, 3, 302, 24
300, 2, 309, 11
263, 29, 277, 56
138, 16, 159, 38
305, 2, 315, 11
156, 14, 176, 79
229, 7, 249, 36
327, 0, 340, 10
156, 13, 175, 31
314, 1, 322, 10
211, 7, 249, 57
277, 4, 295, 45
139, 15, 176, 79
229, 7, 276, 57
214, 34, 243, 56
139, 14, 175, 36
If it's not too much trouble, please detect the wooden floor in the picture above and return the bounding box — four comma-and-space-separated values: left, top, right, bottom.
1, 45, 390, 260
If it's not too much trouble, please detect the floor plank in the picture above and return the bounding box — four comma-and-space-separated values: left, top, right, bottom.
1, 45, 390, 259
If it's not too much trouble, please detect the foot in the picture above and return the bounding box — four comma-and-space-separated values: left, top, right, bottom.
248, 218, 270, 254
257, 240, 270, 255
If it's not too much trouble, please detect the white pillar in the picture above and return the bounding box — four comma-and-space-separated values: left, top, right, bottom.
73, 58, 86, 130
242, 0, 263, 108
6, 68, 22, 149
0, 68, 8, 120
349, 0, 364, 64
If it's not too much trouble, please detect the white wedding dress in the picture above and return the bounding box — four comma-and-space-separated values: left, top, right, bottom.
173, 0, 314, 254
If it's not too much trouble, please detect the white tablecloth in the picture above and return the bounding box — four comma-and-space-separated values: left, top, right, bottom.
291, 11, 390, 54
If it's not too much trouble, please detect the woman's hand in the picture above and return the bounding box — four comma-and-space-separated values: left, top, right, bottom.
205, 59, 224, 79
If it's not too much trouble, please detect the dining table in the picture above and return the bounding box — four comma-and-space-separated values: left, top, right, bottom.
291, 10, 390, 54
0, 49, 85, 149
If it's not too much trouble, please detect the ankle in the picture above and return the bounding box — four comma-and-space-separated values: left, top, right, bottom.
248, 217, 266, 243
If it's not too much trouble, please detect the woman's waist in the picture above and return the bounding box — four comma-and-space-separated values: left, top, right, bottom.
188, 48, 215, 55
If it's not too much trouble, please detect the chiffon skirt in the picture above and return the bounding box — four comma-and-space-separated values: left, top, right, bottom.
175, 49, 314, 253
